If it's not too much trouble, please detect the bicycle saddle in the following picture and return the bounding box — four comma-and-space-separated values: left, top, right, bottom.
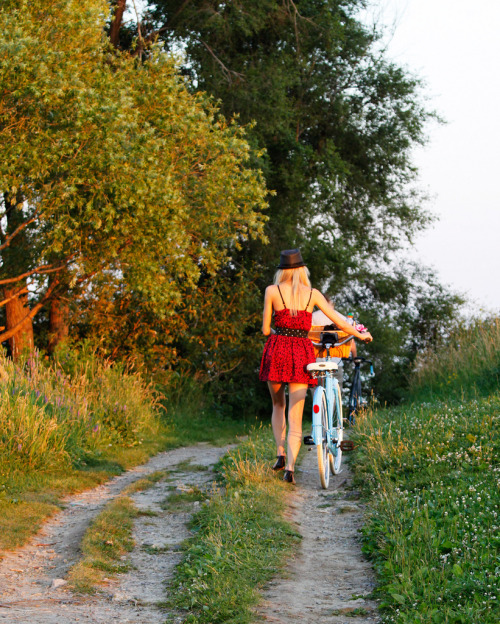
307, 361, 338, 372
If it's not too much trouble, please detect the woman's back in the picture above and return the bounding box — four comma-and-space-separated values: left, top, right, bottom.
269, 282, 314, 313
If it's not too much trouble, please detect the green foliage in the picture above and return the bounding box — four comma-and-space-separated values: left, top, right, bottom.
0, 0, 267, 364
150, 0, 434, 277
161, 375, 253, 446
142, 0, 461, 407
166, 427, 300, 623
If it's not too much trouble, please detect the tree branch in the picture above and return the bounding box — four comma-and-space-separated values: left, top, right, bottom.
0, 213, 38, 252
0, 259, 72, 285
200, 40, 244, 84
0, 286, 29, 309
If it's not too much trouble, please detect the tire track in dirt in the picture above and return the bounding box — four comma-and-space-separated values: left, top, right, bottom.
0, 443, 231, 623
256, 447, 380, 624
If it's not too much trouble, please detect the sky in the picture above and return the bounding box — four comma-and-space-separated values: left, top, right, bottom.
369, 0, 500, 313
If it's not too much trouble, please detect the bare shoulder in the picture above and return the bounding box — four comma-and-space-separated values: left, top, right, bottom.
311, 288, 323, 302
264, 284, 278, 300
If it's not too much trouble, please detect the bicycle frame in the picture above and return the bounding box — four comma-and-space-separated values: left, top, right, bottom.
311, 349, 341, 457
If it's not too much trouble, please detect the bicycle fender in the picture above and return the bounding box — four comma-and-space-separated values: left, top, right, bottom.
311, 386, 326, 446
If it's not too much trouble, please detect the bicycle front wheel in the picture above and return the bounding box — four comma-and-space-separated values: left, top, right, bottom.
330, 382, 343, 475
313, 387, 330, 489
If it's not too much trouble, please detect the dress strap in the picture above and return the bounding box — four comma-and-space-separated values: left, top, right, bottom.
277, 285, 287, 308
305, 288, 313, 311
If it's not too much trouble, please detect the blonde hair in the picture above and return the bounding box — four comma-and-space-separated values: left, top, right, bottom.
274, 266, 311, 316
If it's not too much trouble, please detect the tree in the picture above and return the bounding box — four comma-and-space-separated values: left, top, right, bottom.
0, 0, 268, 358
334, 262, 464, 403
148, 0, 434, 285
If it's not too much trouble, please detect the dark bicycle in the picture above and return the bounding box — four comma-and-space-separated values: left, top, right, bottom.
344, 356, 374, 425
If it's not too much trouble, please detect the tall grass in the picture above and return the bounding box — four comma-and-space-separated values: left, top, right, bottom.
0, 346, 160, 476
411, 318, 500, 398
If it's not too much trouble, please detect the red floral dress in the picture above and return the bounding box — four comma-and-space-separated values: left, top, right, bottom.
259, 290, 317, 386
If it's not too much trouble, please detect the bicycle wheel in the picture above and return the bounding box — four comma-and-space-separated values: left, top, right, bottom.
330, 383, 343, 474
348, 369, 361, 426
313, 387, 330, 489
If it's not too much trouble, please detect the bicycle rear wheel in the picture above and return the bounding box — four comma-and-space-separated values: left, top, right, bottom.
330, 383, 343, 474
348, 369, 362, 426
313, 387, 330, 489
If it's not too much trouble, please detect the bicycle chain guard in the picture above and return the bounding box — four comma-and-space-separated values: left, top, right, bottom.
340, 440, 356, 452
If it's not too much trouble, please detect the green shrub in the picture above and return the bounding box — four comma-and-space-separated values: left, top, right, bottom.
0, 346, 160, 476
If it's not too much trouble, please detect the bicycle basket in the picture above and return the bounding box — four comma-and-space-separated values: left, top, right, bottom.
321, 330, 352, 358
308, 327, 352, 358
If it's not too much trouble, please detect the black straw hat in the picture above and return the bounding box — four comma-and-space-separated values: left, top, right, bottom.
277, 249, 305, 269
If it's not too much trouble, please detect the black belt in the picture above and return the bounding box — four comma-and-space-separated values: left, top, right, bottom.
275, 327, 309, 338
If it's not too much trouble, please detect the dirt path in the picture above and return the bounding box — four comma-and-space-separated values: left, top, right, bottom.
256, 447, 380, 624
0, 440, 380, 624
0, 443, 231, 623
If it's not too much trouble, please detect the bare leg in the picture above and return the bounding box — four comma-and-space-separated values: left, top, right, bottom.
267, 381, 286, 457
286, 383, 308, 471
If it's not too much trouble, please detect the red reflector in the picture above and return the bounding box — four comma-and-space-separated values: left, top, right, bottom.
313, 405, 320, 413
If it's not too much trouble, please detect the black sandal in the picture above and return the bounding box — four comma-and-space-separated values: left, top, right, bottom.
272, 455, 286, 471
283, 470, 296, 485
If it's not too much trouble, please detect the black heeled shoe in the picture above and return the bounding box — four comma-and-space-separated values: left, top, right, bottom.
272, 455, 286, 471
283, 470, 296, 485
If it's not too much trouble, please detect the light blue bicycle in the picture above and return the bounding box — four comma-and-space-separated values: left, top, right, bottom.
305, 332, 354, 489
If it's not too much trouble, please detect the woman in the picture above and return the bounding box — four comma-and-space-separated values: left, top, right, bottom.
259, 249, 373, 484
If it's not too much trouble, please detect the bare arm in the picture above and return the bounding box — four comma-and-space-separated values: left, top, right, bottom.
261, 286, 274, 336
311, 290, 373, 342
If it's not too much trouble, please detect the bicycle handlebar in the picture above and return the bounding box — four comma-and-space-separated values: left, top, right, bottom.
310, 331, 365, 349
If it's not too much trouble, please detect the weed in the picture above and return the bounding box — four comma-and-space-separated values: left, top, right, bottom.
0, 347, 250, 554
141, 544, 173, 555
331, 607, 370, 617
337, 505, 358, 513
411, 318, 500, 399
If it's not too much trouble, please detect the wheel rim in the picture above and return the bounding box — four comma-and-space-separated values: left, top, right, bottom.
317, 391, 330, 489
332, 384, 343, 474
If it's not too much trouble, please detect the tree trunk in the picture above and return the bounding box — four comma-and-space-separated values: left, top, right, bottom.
48, 296, 69, 354
4, 284, 34, 359
2, 191, 35, 359
109, 0, 127, 48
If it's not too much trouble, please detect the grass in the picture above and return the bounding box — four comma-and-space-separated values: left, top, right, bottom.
410, 317, 500, 399
162, 487, 207, 512
164, 425, 301, 624
67, 495, 139, 593
352, 320, 500, 623
68, 469, 168, 592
